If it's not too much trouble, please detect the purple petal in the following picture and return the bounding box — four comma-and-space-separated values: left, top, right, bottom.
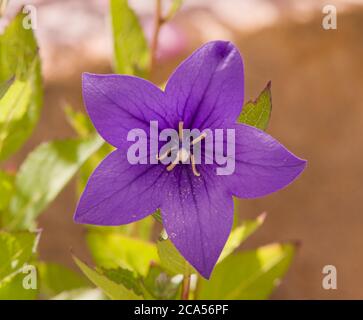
221, 124, 307, 198
161, 167, 233, 278
165, 41, 244, 130
82, 73, 170, 148
74, 149, 168, 225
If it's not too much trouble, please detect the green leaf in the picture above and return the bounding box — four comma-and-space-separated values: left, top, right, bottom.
0, 13, 40, 81
0, 76, 14, 99
0, 170, 14, 214
130, 216, 155, 241
142, 264, 181, 300
157, 239, 194, 276
0, 231, 39, 284
64, 105, 95, 138
198, 243, 296, 300
37, 262, 89, 298
51, 288, 105, 300
4, 135, 103, 230
0, 271, 38, 300
74, 256, 142, 300
63, 105, 117, 200
87, 231, 159, 277
218, 213, 266, 262
101, 267, 143, 297
110, 0, 150, 76
238, 81, 272, 131
86, 215, 154, 241
0, 12, 43, 161
0, 230, 40, 299
77, 142, 114, 195
98, 264, 181, 300
156, 217, 261, 277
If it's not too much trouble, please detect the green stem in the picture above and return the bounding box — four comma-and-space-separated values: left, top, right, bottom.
181, 265, 191, 300
150, 0, 163, 74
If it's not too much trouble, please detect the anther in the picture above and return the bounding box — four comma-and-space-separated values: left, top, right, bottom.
166, 148, 189, 171
158, 122, 207, 177
166, 162, 177, 171
178, 121, 184, 141
156, 146, 176, 161
191, 132, 207, 145
191, 154, 200, 177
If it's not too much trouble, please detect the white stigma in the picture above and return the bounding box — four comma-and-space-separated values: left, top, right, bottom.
159, 121, 206, 177
178, 148, 190, 163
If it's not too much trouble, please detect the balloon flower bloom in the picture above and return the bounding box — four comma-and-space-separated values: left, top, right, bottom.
74, 41, 306, 278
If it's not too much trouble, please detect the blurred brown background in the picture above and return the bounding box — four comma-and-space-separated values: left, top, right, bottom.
6, 0, 363, 299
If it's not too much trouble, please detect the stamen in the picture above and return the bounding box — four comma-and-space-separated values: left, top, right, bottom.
178, 121, 184, 141
166, 161, 178, 172
161, 122, 204, 177
166, 150, 181, 171
191, 132, 207, 145
191, 154, 200, 177
156, 146, 176, 161
166, 148, 189, 171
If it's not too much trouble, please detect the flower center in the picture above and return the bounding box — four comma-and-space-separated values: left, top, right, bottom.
157, 121, 206, 177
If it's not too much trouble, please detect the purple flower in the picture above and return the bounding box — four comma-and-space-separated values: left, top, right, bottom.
74, 41, 306, 279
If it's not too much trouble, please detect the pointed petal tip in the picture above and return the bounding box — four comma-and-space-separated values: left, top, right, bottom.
82, 72, 121, 85
73, 208, 86, 225
275, 155, 307, 189
82, 71, 93, 79
276, 156, 307, 194
72, 208, 115, 227
228, 124, 308, 199
82, 73, 99, 91
294, 156, 308, 174
207, 39, 236, 50
82, 72, 99, 84
73, 200, 102, 226
198, 267, 213, 280
205, 40, 242, 62
165, 39, 244, 128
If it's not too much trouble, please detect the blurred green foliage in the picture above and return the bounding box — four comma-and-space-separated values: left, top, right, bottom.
4, 136, 103, 230
0, 230, 39, 299
198, 243, 295, 299
74, 257, 142, 300
37, 262, 90, 298
0, 12, 42, 162
0, 11, 105, 299
87, 231, 160, 277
